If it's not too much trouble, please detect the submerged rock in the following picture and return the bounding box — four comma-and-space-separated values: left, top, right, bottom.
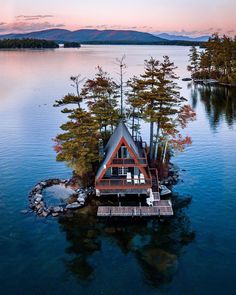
139, 246, 178, 277
20, 209, 28, 214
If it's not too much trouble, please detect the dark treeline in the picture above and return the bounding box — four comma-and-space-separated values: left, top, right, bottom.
0, 38, 59, 49
63, 42, 81, 48
188, 34, 236, 86
81, 40, 202, 46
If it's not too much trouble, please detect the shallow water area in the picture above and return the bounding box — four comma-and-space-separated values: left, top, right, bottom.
43, 184, 76, 206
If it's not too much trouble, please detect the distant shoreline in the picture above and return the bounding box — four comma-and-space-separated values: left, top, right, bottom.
73, 40, 202, 46
0, 42, 202, 49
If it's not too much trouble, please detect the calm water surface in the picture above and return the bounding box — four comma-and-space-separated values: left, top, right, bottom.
0, 46, 235, 295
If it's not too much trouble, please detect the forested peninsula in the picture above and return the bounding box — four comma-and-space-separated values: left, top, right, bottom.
188, 34, 236, 86
0, 38, 59, 49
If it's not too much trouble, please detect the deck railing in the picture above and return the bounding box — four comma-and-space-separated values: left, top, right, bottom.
112, 157, 147, 165
96, 178, 152, 188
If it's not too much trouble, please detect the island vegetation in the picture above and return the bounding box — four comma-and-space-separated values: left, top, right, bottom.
81, 40, 202, 46
188, 34, 236, 86
63, 42, 81, 48
0, 38, 59, 49
54, 57, 196, 185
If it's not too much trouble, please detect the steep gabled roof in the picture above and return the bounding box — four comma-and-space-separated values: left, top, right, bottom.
96, 120, 141, 180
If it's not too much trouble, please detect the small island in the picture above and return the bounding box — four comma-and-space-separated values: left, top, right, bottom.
42, 56, 197, 218
188, 34, 236, 86
63, 41, 81, 48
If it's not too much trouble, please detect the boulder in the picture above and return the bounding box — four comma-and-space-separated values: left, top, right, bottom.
52, 206, 62, 213
40, 181, 47, 187
77, 197, 86, 203
34, 184, 42, 191
41, 210, 49, 217
78, 193, 87, 200
66, 202, 81, 209
34, 193, 43, 200
36, 204, 42, 210
37, 208, 43, 215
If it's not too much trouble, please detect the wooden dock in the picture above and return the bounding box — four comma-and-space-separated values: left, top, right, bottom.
97, 200, 173, 217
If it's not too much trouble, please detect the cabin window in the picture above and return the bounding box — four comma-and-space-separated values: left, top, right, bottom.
116, 146, 131, 158
111, 167, 118, 176
118, 167, 128, 175
121, 146, 128, 158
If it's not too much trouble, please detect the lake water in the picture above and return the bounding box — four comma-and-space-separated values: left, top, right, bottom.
0, 46, 235, 295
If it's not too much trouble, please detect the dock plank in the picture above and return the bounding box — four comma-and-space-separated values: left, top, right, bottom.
97, 200, 173, 217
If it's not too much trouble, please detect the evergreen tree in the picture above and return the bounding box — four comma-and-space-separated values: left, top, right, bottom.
152, 56, 186, 159
126, 76, 143, 137
81, 66, 120, 141
54, 109, 100, 184
54, 75, 84, 111
187, 46, 200, 74
188, 33, 236, 85
129, 57, 187, 161
135, 57, 161, 160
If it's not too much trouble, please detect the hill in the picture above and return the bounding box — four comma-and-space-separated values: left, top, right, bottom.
0, 29, 164, 43
155, 33, 209, 42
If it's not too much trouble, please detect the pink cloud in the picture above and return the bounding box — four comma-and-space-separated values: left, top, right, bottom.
0, 21, 64, 34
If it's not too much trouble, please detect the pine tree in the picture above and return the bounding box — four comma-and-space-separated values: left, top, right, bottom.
54, 75, 84, 111
152, 56, 186, 160
187, 46, 200, 75
81, 66, 120, 141
190, 33, 236, 85
126, 76, 143, 137
135, 57, 161, 160
54, 109, 100, 184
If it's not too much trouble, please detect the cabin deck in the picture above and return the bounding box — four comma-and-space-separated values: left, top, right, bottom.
97, 200, 173, 217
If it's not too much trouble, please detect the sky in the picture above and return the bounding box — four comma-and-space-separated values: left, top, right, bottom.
0, 0, 235, 36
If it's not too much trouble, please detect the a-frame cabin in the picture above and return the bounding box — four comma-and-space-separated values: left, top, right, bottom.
96, 121, 174, 217
96, 120, 156, 197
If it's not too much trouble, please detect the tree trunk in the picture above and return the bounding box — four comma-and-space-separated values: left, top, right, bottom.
149, 121, 154, 161
162, 140, 168, 163
153, 123, 160, 160
132, 107, 135, 137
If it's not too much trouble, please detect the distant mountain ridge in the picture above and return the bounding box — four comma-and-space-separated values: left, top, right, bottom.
0, 29, 165, 43
155, 33, 210, 42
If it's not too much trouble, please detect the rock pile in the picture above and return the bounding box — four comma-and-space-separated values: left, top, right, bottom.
28, 179, 95, 217
160, 164, 180, 186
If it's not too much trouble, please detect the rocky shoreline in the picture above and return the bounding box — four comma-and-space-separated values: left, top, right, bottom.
28, 178, 95, 217
26, 163, 180, 218
160, 163, 181, 186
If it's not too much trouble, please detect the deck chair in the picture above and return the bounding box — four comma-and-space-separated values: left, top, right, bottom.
134, 175, 139, 185
140, 173, 145, 184
126, 172, 132, 184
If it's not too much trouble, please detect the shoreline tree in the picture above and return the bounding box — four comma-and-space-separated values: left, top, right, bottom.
81, 66, 120, 142
126, 56, 195, 162
188, 33, 236, 86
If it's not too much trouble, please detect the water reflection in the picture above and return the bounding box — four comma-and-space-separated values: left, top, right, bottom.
58, 195, 194, 287
190, 84, 236, 129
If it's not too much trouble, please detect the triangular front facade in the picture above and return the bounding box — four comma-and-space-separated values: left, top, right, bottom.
95, 121, 153, 196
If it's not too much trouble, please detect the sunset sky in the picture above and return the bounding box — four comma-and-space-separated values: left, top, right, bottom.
1, 0, 235, 36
